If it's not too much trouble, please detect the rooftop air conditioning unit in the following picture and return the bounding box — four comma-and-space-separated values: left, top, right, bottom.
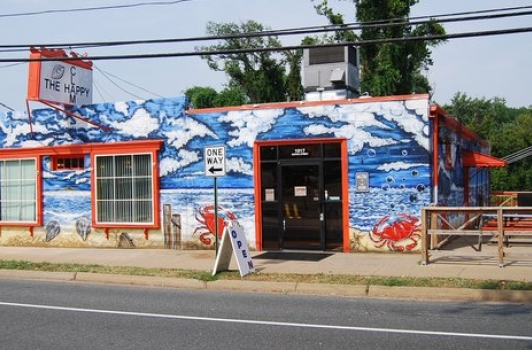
302, 46, 360, 101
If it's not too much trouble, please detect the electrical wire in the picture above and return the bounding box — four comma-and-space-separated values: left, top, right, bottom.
94, 66, 165, 99
0, 62, 25, 69
94, 66, 164, 99
503, 145, 532, 164
1, 25, 531, 64
94, 67, 145, 100
1, 4, 531, 111
92, 80, 114, 103
0, 101, 14, 111
0, 0, 195, 18
1, 5, 531, 53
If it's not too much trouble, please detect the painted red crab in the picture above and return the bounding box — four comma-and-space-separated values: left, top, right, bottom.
193, 205, 237, 245
369, 214, 421, 251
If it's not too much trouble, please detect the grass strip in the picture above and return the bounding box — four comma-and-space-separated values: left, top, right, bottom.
1, 259, 531, 291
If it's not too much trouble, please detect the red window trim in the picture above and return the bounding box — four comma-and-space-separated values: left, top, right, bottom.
91, 149, 161, 229
252, 138, 350, 252
0, 156, 43, 227
52, 155, 86, 171
90, 141, 162, 229
0, 140, 163, 230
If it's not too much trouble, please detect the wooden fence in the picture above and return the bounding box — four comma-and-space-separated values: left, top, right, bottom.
420, 206, 532, 267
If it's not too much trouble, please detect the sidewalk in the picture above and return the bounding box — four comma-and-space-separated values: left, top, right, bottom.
1, 246, 531, 303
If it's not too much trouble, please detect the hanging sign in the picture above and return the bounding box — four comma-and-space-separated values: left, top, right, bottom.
27, 47, 93, 106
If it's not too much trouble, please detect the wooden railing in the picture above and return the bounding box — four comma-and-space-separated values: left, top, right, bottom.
420, 206, 532, 267
490, 191, 518, 207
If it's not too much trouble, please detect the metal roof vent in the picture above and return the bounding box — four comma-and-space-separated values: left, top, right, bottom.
302, 46, 360, 101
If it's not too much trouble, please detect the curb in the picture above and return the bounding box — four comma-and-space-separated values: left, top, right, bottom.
295, 283, 367, 297
207, 280, 297, 294
1, 269, 532, 303
75, 272, 207, 290
367, 285, 532, 303
0, 270, 76, 281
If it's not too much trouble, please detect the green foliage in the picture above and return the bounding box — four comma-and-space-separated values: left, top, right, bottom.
184, 86, 218, 109
215, 85, 248, 107
356, 0, 446, 95
443, 93, 532, 191
197, 20, 304, 104
312, 0, 446, 96
184, 85, 248, 109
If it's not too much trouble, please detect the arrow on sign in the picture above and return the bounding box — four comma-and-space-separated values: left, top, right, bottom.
209, 166, 223, 174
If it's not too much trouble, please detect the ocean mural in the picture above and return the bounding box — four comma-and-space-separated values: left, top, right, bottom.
0, 95, 435, 251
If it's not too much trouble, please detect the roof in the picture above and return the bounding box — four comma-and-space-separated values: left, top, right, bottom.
461, 150, 507, 168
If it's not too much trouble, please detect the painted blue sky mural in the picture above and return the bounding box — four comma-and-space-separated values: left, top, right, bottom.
0, 95, 434, 251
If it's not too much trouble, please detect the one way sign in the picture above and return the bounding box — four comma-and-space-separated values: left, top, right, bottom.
204, 146, 226, 177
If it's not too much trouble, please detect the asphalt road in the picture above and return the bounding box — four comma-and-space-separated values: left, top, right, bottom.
1, 279, 531, 350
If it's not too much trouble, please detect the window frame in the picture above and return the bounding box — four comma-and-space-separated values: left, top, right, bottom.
90, 140, 162, 229
52, 155, 86, 170
93, 152, 156, 227
0, 153, 42, 226
0, 156, 41, 225
0, 140, 162, 229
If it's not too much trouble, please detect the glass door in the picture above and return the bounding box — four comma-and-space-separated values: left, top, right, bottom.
280, 162, 324, 250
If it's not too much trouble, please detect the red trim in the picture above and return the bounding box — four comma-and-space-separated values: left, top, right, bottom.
30, 47, 93, 70
90, 141, 162, 230
253, 138, 349, 252
430, 105, 489, 148
27, 47, 93, 106
0, 140, 163, 158
462, 150, 507, 167
464, 166, 470, 206
0, 156, 43, 227
0, 140, 163, 232
340, 140, 350, 253
27, 55, 42, 102
187, 94, 430, 114
432, 111, 439, 191
51, 155, 85, 170
253, 144, 263, 250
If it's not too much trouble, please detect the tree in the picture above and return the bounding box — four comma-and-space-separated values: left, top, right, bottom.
443, 92, 532, 191
184, 85, 247, 109
443, 92, 517, 141
214, 85, 248, 107
197, 20, 303, 104
184, 86, 218, 109
312, 0, 446, 96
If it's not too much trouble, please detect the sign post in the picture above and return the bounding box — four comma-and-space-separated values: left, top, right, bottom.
204, 146, 226, 253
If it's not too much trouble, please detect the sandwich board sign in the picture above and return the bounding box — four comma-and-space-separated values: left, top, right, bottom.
212, 220, 255, 277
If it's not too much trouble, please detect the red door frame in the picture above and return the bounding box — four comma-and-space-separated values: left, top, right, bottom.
253, 138, 350, 252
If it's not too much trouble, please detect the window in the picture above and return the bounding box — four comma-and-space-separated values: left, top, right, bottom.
0, 159, 37, 222
53, 155, 85, 170
95, 153, 154, 225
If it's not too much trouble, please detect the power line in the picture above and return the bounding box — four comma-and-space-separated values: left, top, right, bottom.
1, 5, 531, 53
94, 65, 165, 100
0, 0, 195, 18
0, 100, 14, 111
0, 25, 531, 64
1, 4, 530, 111
0, 62, 25, 69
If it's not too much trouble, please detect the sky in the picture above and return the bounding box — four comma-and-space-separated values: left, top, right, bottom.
1, 0, 531, 112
